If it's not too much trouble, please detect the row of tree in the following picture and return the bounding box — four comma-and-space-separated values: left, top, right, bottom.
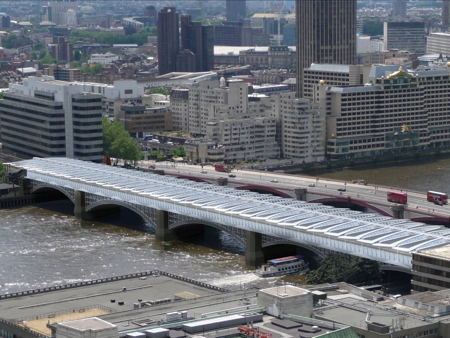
102, 118, 143, 163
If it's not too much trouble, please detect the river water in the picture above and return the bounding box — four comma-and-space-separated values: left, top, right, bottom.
0, 202, 270, 294
315, 157, 450, 192
2, 158, 446, 294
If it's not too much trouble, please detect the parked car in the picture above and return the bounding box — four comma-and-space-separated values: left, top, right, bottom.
229, 174, 236, 178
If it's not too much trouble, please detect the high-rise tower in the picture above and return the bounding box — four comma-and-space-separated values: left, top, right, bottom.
226, 0, 246, 22
296, 0, 357, 97
392, 0, 408, 18
157, 7, 179, 75
444, 0, 450, 29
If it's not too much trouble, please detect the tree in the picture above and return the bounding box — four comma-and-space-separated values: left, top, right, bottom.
102, 117, 143, 163
148, 88, 170, 96
0, 162, 5, 183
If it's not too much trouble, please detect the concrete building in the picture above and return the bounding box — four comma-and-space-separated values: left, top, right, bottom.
392, 0, 408, 18
303, 64, 367, 103
427, 32, 450, 55
48, 67, 81, 82
280, 92, 326, 163
157, 7, 179, 75
0, 76, 103, 161
321, 65, 450, 162
296, 0, 357, 97
117, 104, 172, 138
444, 0, 450, 29
226, 0, 246, 22
88, 53, 119, 65
412, 246, 450, 291
53, 317, 118, 338
257, 285, 313, 318
383, 21, 426, 54
170, 77, 281, 162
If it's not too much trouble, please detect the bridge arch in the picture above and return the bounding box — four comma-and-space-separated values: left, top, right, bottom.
262, 239, 326, 262
86, 200, 155, 227
169, 221, 246, 247
32, 185, 75, 204
309, 197, 392, 216
236, 185, 291, 198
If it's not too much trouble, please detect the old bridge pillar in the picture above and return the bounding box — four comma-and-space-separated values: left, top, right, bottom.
155, 210, 174, 241
391, 204, 405, 219
74, 190, 87, 219
245, 231, 264, 268
294, 188, 308, 201
217, 178, 228, 186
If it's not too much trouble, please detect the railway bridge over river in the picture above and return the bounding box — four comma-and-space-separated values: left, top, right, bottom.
9, 157, 450, 287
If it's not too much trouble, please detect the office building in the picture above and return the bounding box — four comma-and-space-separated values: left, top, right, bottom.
0, 77, 103, 161
280, 92, 326, 162
48, 66, 81, 82
427, 32, 450, 55
157, 7, 179, 75
444, 0, 450, 29
49, 36, 73, 62
180, 15, 214, 72
226, 0, 246, 22
412, 246, 450, 291
117, 104, 172, 138
45, 1, 77, 26
392, 0, 407, 18
214, 21, 244, 46
296, 0, 357, 97
384, 21, 426, 54
321, 65, 450, 161
302, 64, 366, 102
0, 13, 10, 29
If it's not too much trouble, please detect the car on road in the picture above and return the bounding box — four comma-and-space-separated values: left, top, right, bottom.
270, 179, 278, 183
228, 174, 236, 178
338, 188, 346, 192
201, 170, 207, 174
434, 200, 444, 206
308, 183, 315, 187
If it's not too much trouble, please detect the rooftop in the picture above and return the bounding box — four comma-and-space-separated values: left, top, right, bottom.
58, 317, 116, 331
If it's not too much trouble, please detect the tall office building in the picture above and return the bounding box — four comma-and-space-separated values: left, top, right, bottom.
384, 21, 426, 54
157, 7, 179, 75
392, 0, 407, 18
0, 77, 103, 161
296, 0, 357, 97
444, 0, 450, 29
226, 0, 246, 22
180, 15, 214, 72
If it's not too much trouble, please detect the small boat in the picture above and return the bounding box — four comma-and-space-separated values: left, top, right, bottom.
257, 255, 308, 277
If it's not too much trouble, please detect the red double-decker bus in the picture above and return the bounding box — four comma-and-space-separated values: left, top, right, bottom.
427, 191, 448, 204
387, 191, 407, 204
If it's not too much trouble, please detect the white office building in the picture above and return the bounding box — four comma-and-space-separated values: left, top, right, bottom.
0, 76, 104, 161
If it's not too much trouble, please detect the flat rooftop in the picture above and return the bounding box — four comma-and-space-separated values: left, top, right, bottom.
315, 297, 433, 331
0, 272, 229, 335
416, 245, 450, 260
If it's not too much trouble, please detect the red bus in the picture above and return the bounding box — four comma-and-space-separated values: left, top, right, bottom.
387, 191, 407, 204
427, 191, 448, 204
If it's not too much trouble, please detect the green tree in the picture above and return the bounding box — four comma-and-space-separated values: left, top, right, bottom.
147, 88, 170, 96
102, 117, 143, 163
0, 162, 5, 183
81, 64, 103, 75
306, 253, 381, 285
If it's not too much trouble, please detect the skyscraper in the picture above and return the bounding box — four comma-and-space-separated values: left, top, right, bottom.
226, 0, 246, 22
157, 7, 179, 75
444, 0, 450, 29
180, 15, 214, 72
296, 0, 357, 97
392, 0, 408, 18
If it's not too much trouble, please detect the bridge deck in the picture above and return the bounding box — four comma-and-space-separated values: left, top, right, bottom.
12, 157, 450, 268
